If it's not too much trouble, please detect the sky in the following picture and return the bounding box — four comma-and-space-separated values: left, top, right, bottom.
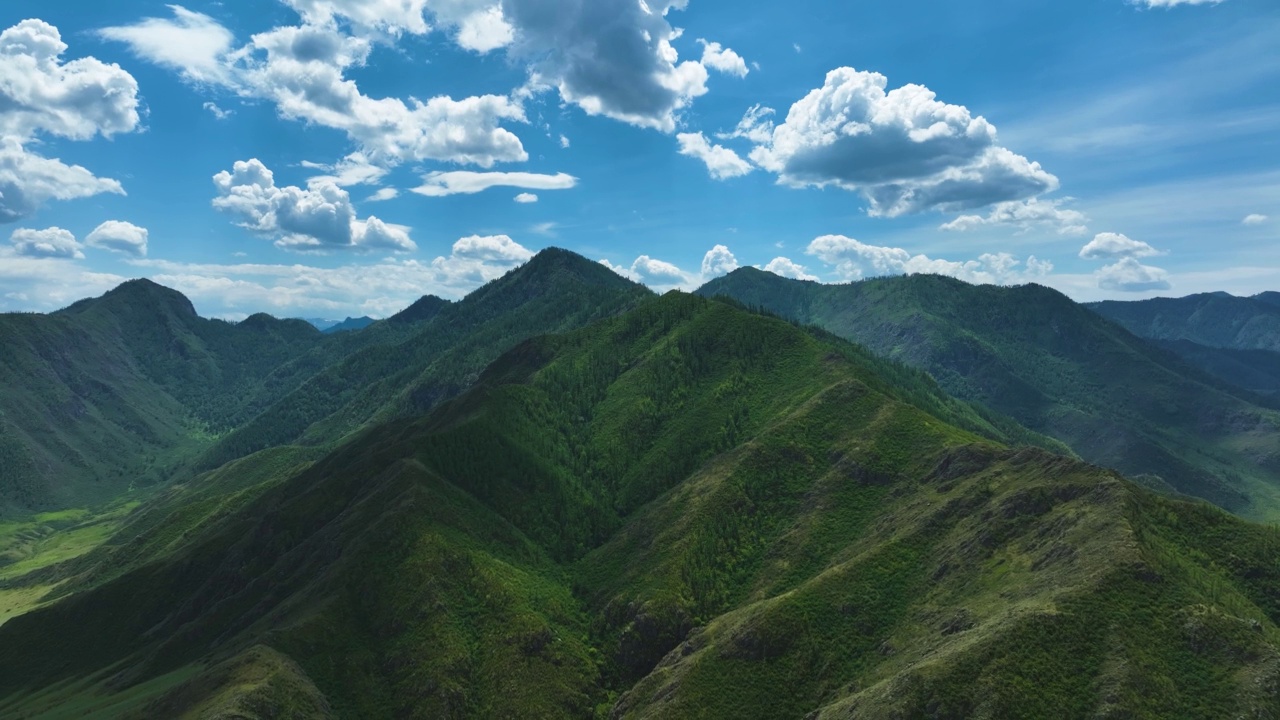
0, 0, 1276, 320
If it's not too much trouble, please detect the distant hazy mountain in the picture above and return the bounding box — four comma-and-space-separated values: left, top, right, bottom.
698, 268, 1280, 519
300, 317, 342, 331
322, 316, 376, 334
1089, 292, 1280, 352
2, 290, 1278, 719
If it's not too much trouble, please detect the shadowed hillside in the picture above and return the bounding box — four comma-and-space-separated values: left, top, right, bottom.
1, 292, 1277, 719
697, 268, 1280, 520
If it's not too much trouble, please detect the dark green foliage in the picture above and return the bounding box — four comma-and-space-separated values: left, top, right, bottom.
1152, 339, 1280, 403
2, 286, 1279, 719
197, 248, 653, 470
698, 268, 1280, 521
1089, 291, 1280, 352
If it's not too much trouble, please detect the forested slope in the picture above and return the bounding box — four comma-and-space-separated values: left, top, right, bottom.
1, 293, 1277, 719
698, 269, 1280, 520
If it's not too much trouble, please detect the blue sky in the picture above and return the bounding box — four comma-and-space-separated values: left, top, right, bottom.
0, 0, 1276, 319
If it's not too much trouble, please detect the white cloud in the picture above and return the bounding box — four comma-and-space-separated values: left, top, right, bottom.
601, 244, 745, 292
530, 221, 557, 236
281, 0, 433, 36
212, 158, 416, 252
701, 244, 739, 277
9, 227, 82, 259
677, 133, 753, 180
502, 0, 709, 132
99, 7, 235, 85
762, 256, 817, 281
0, 251, 126, 312
1095, 257, 1172, 292
1136, 0, 1224, 7
0, 139, 125, 223
1078, 232, 1164, 260
305, 152, 388, 187
698, 39, 748, 78
559, 134, 570, 149
940, 197, 1088, 235
203, 101, 234, 119
2, 19, 141, 141
1243, 214, 1268, 225
411, 170, 576, 196
86, 220, 149, 257
806, 234, 1053, 285
453, 5, 515, 52
367, 187, 399, 202
749, 68, 1056, 217
102, 15, 528, 169
717, 104, 776, 144
107, 235, 532, 318
451, 233, 532, 263
0, 19, 138, 222
514, 192, 538, 203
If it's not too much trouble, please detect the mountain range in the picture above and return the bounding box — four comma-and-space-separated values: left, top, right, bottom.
1, 250, 1278, 719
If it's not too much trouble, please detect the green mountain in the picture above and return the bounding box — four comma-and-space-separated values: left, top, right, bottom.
196, 248, 654, 471
1151, 339, 1280, 402
0, 280, 323, 512
1089, 292, 1280, 352
1, 291, 1279, 719
696, 269, 1280, 520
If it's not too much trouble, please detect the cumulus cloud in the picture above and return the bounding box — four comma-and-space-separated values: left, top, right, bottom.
698, 39, 748, 78
450, 5, 515, 52
412, 170, 576, 196
2, 19, 141, 141
514, 192, 538, 203
367, 188, 399, 202
1096, 257, 1172, 292
451, 233, 532, 263
677, 133, 754, 180
9, 227, 82, 259
600, 245, 744, 291
102, 13, 528, 168
940, 197, 1088, 235
806, 234, 1053, 285
98, 7, 236, 84
749, 68, 1057, 216
1078, 232, 1164, 260
0, 139, 126, 223
762, 256, 817, 281
0, 19, 138, 221
86, 220, 149, 257
501, 0, 709, 131
701, 244, 739, 277
1243, 214, 1268, 225
212, 158, 416, 252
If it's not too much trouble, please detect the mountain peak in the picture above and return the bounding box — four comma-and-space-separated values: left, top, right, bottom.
61, 278, 199, 319
389, 295, 450, 324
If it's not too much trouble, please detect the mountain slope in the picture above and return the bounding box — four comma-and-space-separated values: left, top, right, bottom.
1152, 339, 1280, 402
1, 293, 1278, 719
196, 248, 654, 470
1090, 292, 1280, 352
697, 269, 1280, 520
0, 281, 324, 511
